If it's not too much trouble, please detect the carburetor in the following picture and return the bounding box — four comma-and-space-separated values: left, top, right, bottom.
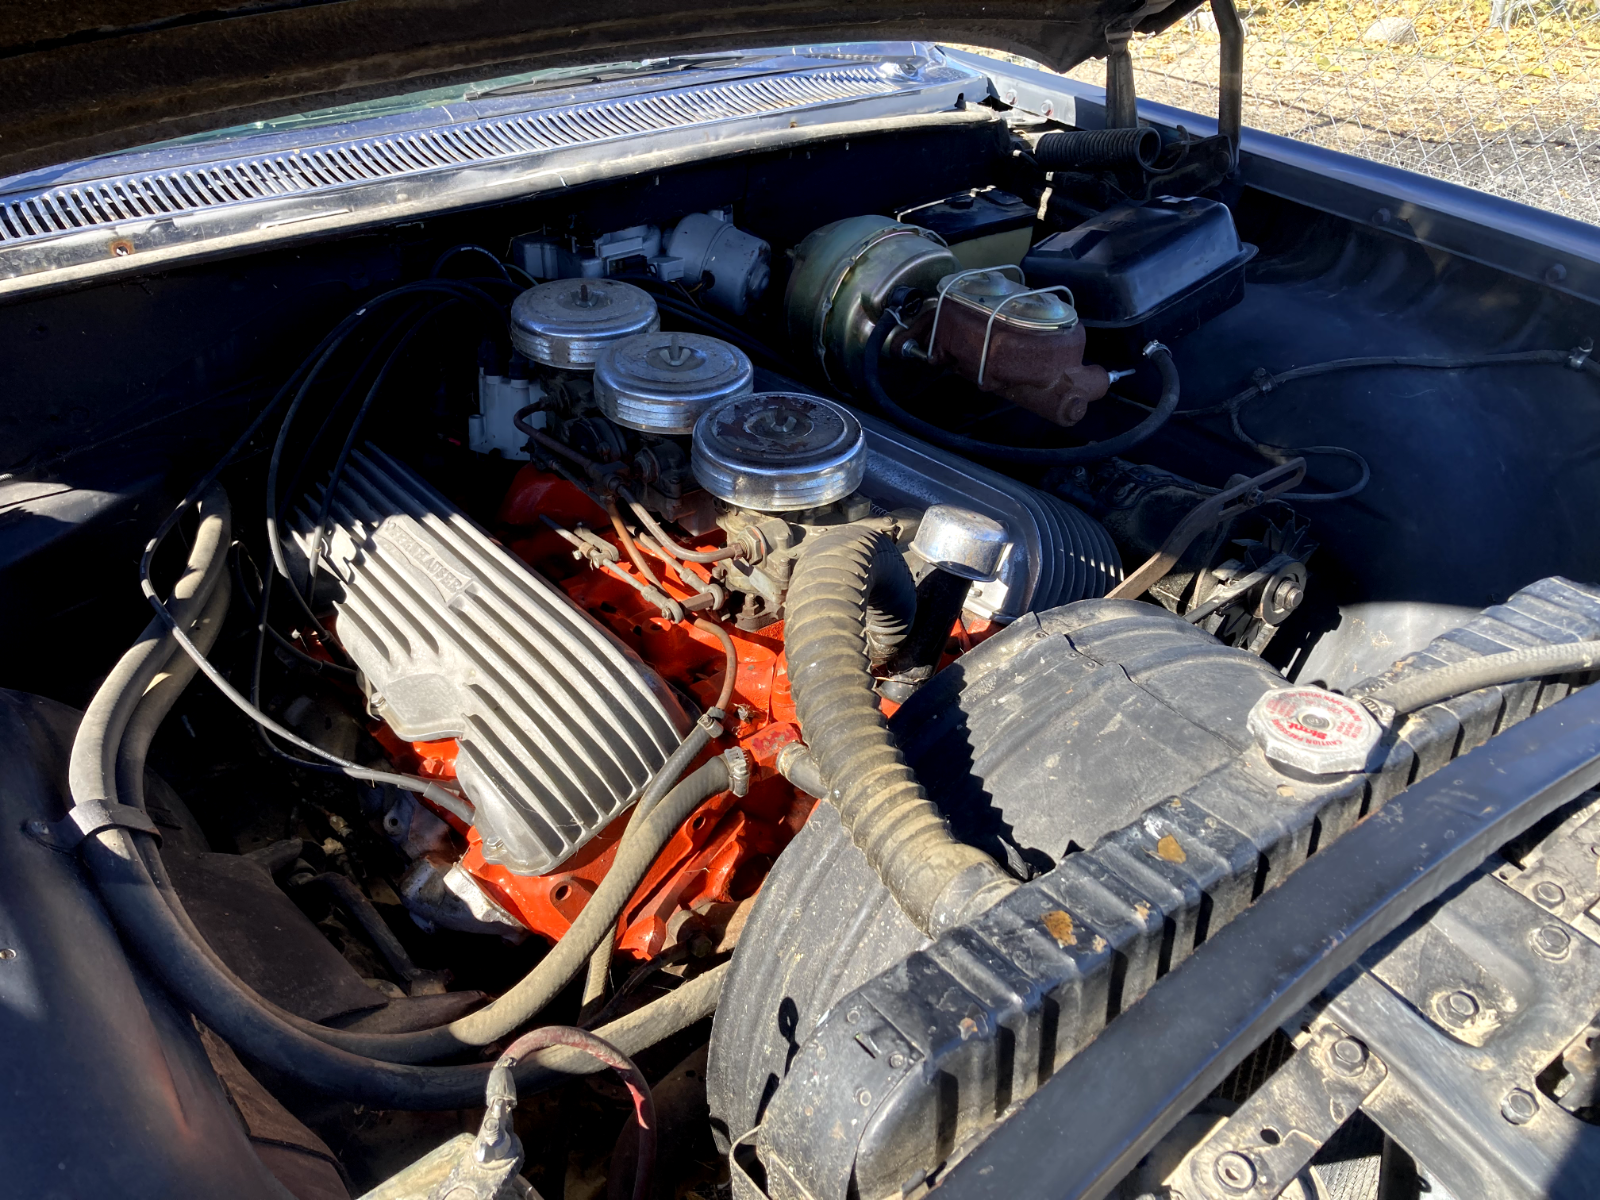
906, 268, 1113, 427
689, 391, 874, 628
471, 277, 662, 461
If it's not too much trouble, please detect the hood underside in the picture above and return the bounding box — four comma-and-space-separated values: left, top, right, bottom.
2, 0, 1195, 179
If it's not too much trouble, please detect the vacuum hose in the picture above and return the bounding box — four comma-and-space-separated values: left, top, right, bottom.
783, 526, 1016, 935
71, 483, 733, 1106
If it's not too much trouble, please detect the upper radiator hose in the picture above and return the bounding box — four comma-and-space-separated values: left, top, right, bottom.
784, 526, 1016, 934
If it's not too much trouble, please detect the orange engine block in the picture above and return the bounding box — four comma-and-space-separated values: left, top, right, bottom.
384, 466, 816, 961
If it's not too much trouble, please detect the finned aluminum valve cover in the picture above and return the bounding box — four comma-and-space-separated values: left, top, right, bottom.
293, 447, 690, 876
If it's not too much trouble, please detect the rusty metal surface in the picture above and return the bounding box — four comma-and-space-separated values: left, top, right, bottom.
909, 287, 1112, 427
1498, 792, 1600, 938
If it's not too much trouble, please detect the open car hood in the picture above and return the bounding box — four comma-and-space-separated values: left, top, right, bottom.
2, 0, 1197, 178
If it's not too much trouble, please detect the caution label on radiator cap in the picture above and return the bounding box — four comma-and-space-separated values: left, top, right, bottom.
1248, 685, 1383, 777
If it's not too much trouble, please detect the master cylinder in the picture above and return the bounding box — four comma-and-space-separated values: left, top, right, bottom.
906, 268, 1112, 427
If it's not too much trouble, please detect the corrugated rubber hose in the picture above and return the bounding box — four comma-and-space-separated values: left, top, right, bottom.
783, 526, 1017, 935
1033, 127, 1163, 172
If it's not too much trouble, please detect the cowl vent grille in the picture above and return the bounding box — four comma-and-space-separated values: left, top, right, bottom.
0, 66, 903, 244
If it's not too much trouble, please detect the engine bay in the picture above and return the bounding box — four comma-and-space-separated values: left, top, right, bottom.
7, 97, 1600, 1200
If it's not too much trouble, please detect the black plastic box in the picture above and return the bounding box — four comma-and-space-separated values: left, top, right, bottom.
1023, 197, 1256, 360
900, 188, 1037, 269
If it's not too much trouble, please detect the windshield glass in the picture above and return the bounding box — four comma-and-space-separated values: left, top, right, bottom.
123, 54, 779, 155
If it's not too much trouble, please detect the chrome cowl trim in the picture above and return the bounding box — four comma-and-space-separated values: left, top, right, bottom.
0, 45, 988, 300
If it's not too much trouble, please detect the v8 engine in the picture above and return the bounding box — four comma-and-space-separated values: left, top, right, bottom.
23, 104, 1600, 1200
290, 270, 1118, 962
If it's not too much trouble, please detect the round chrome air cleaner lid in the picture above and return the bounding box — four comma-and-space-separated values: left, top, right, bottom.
691, 392, 867, 512
508, 279, 659, 370
594, 331, 755, 435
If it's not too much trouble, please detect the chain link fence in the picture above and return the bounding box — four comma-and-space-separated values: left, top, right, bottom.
1006, 1, 1600, 224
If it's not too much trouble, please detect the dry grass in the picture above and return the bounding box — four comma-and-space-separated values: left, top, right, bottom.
956, 0, 1600, 222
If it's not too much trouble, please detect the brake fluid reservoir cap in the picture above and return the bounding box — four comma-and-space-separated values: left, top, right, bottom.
691, 392, 866, 511
509, 279, 659, 370
594, 331, 754, 434
1248, 686, 1382, 776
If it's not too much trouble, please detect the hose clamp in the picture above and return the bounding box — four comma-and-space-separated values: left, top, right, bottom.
1568, 341, 1592, 370
722, 747, 752, 797
1142, 340, 1170, 360
28, 798, 162, 854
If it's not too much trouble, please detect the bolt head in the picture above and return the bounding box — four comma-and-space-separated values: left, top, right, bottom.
1533, 880, 1567, 908
1502, 1088, 1539, 1125
888, 1053, 906, 1069
1533, 924, 1572, 959
1214, 1151, 1257, 1192
1329, 1037, 1369, 1074
1445, 990, 1480, 1020
1271, 578, 1305, 611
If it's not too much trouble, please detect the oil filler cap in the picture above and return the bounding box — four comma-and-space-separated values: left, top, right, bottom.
1248, 686, 1382, 777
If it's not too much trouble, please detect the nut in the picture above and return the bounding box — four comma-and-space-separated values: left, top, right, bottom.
1329, 1037, 1369, 1075
1213, 1151, 1258, 1192
1501, 1088, 1539, 1125
1533, 924, 1572, 959
1532, 880, 1567, 908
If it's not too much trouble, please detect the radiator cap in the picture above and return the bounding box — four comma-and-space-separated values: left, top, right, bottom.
1248, 686, 1382, 776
